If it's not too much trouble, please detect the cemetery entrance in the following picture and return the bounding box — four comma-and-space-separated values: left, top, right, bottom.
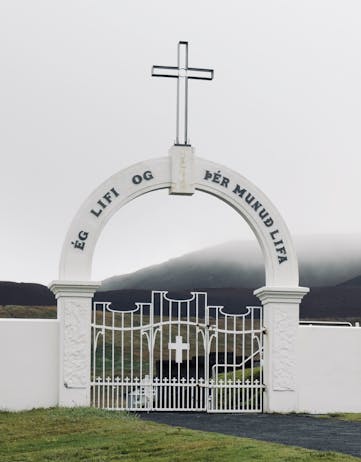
91, 291, 264, 413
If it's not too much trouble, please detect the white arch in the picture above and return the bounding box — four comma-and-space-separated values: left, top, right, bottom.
59, 156, 299, 287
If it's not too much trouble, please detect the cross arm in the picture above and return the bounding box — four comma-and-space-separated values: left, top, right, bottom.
187, 68, 213, 80
152, 65, 180, 78
152, 66, 214, 80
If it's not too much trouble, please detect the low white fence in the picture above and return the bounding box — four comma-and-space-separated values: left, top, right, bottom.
0, 319, 59, 411
297, 324, 361, 413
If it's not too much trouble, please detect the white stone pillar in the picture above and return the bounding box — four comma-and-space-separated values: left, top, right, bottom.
254, 286, 309, 413
49, 281, 101, 407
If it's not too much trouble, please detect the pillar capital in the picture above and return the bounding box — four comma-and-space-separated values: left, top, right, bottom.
254, 286, 309, 304
49, 280, 101, 299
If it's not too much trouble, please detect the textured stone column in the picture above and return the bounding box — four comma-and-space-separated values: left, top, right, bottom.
254, 286, 309, 413
49, 281, 101, 407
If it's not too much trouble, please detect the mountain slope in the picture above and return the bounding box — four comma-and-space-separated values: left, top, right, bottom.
1, 234, 360, 320
338, 275, 361, 287
101, 235, 361, 291
0, 281, 55, 305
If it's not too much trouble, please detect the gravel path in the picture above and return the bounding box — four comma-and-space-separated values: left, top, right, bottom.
140, 412, 361, 458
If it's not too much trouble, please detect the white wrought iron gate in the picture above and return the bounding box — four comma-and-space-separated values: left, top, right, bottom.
91, 291, 264, 412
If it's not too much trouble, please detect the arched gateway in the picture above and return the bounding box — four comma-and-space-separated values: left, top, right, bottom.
49, 147, 308, 413
50, 42, 308, 413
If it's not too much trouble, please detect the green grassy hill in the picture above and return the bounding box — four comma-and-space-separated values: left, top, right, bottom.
0, 408, 358, 462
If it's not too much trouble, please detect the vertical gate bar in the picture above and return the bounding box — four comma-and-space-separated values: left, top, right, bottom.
205, 302, 209, 412
116, 377, 119, 409
251, 307, 254, 401
255, 382, 259, 411
149, 295, 155, 411
173, 378, 176, 409
249, 381, 253, 412
154, 379, 158, 409
224, 314, 228, 410
186, 300, 190, 410
195, 295, 199, 411
233, 316, 236, 410
182, 379, 185, 409
215, 308, 219, 410
177, 380, 180, 410
118, 313, 121, 409
196, 294, 199, 384
246, 381, 250, 411
196, 382, 199, 410
220, 380, 223, 411
168, 298, 172, 381
190, 383, 192, 411
92, 302, 96, 406
260, 306, 264, 412
97, 377, 100, 408
130, 312, 134, 385
194, 304, 197, 410
168, 376, 171, 408
177, 301, 181, 382
121, 312, 124, 409
237, 380, 241, 410
106, 377, 110, 409
165, 295, 169, 410
164, 378, 167, 409
160, 295, 163, 410
91, 303, 94, 406
228, 379, 232, 411
112, 310, 115, 409
125, 379, 129, 410
102, 304, 106, 409
216, 307, 219, 379
140, 305, 143, 383
117, 324, 120, 409
242, 313, 245, 411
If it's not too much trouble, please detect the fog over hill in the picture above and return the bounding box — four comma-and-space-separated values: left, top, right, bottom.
1, 235, 360, 319
101, 234, 361, 291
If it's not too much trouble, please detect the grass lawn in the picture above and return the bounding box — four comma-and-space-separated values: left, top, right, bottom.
324, 413, 361, 423
0, 408, 359, 462
0, 305, 56, 319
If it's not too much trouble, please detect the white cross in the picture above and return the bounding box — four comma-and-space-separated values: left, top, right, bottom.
152, 41, 214, 146
168, 335, 190, 364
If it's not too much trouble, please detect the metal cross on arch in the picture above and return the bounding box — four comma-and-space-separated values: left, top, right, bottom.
152, 41, 214, 146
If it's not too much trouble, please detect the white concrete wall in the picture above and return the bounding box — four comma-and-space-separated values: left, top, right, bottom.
0, 319, 59, 411
297, 325, 361, 413
1, 319, 360, 413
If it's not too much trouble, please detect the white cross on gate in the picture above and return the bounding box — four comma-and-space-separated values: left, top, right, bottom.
168, 335, 190, 364
152, 41, 214, 146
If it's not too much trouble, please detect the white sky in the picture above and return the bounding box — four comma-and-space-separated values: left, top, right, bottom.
1, 0, 361, 284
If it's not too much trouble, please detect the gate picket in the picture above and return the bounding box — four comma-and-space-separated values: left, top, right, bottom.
91, 291, 264, 412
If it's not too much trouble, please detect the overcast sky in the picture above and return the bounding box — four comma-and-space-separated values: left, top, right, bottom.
1, 0, 361, 284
